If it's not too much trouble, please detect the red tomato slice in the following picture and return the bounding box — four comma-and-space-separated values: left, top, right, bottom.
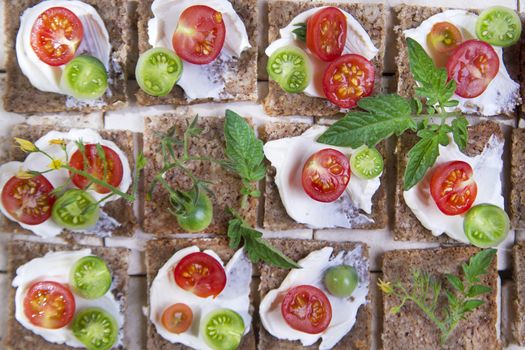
446, 39, 499, 99
173, 252, 227, 298
281, 285, 332, 334
23, 281, 76, 329
1, 175, 56, 225
302, 148, 351, 203
306, 7, 347, 62
172, 5, 226, 65
322, 54, 375, 109
30, 7, 84, 66
69, 144, 124, 194
430, 161, 478, 216
161, 303, 193, 334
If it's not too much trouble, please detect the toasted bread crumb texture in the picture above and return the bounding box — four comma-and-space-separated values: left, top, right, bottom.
382, 246, 500, 350
513, 242, 525, 345
511, 129, 525, 229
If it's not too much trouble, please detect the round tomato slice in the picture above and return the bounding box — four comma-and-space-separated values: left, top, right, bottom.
69, 144, 124, 194
173, 252, 227, 298
30, 7, 84, 66
427, 22, 463, 54
306, 7, 347, 62
172, 5, 226, 65
161, 303, 193, 334
322, 54, 375, 109
302, 148, 351, 203
23, 281, 76, 329
1, 175, 56, 225
430, 161, 478, 216
446, 40, 499, 99
281, 285, 332, 334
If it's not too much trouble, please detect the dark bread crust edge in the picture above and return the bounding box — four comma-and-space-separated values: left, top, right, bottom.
3, 240, 130, 350
510, 129, 525, 229
144, 238, 256, 350
513, 242, 525, 345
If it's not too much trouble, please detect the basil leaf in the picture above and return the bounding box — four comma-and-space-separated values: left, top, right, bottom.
452, 116, 468, 151
403, 134, 440, 190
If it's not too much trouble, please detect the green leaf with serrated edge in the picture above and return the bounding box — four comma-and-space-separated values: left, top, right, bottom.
407, 37, 437, 86
452, 117, 468, 151
466, 284, 492, 298
462, 249, 496, 284
445, 274, 464, 292
462, 299, 484, 313
227, 218, 243, 249
292, 22, 307, 41
317, 95, 416, 147
403, 134, 440, 190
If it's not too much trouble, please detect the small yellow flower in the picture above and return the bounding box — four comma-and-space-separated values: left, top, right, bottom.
49, 159, 63, 170
16, 168, 34, 179
49, 139, 66, 146
14, 138, 37, 153
377, 278, 394, 294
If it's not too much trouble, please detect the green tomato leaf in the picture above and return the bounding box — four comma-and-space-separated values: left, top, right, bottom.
292, 22, 307, 42
462, 299, 484, 313
462, 249, 496, 284
466, 284, 492, 298
403, 134, 440, 190
445, 274, 464, 292
452, 116, 469, 151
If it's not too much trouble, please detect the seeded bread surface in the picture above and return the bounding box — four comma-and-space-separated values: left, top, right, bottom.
513, 242, 525, 345
511, 128, 525, 229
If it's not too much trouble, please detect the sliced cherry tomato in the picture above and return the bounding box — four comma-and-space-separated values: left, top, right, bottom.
72, 308, 118, 350
302, 148, 351, 203
202, 308, 245, 350
430, 161, 478, 216
172, 5, 226, 65
161, 303, 193, 334
306, 7, 347, 62
446, 40, 499, 99
281, 285, 332, 334
30, 7, 84, 66
173, 252, 227, 298
427, 22, 463, 54
23, 281, 76, 329
1, 175, 56, 225
69, 144, 124, 194
322, 54, 375, 109
464, 204, 510, 247
476, 6, 522, 47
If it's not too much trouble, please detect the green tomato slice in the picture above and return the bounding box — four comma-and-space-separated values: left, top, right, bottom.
350, 146, 384, 179
62, 55, 108, 100
201, 308, 245, 350
476, 6, 522, 47
136, 47, 183, 96
324, 265, 359, 297
267, 45, 310, 93
52, 189, 100, 230
464, 204, 510, 248
72, 308, 118, 350
70, 256, 112, 299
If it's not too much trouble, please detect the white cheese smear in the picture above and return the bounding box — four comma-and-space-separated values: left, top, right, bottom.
259, 246, 369, 350
0, 129, 132, 238
265, 6, 379, 99
12, 249, 124, 348
403, 134, 504, 244
263, 125, 381, 229
404, 10, 521, 116
147, 0, 251, 100
149, 246, 252, 349
16, 0, 111, 96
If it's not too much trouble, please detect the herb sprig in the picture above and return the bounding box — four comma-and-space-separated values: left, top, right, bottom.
318, 38, 469, 190
378, 249, 496, 344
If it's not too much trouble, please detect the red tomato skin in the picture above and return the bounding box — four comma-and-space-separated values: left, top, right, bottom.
30, 7, 84, 66
161, 303, 193, 334
172, 5, 226, 65
69, 144, 124, 194
281, 285, 332, 334
446, 40, 499, 99
23, 281, 76, 329
430, 160, 478, 216
1, 175, 56, 225
322, 54, 375, 109
302, 148, 351, 203
306, 7, 347, 62
173, 252, 227, 298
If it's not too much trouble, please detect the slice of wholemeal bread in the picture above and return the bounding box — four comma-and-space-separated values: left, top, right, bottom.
510, 128, 525, 229
381, 247, 500, 350
3, 0, 130, 113
135, 0, 258, 106
261, 121, 387, 231
258, 239, 371, 350
3, 240, 130, 350
394, 4, 519, 118
145, 238, 256, 350
393, 120, 504, 242
513, 242, 525, 345
143, 115, 257, 234
0, 124, 137, 238
263, 0, 386, 117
